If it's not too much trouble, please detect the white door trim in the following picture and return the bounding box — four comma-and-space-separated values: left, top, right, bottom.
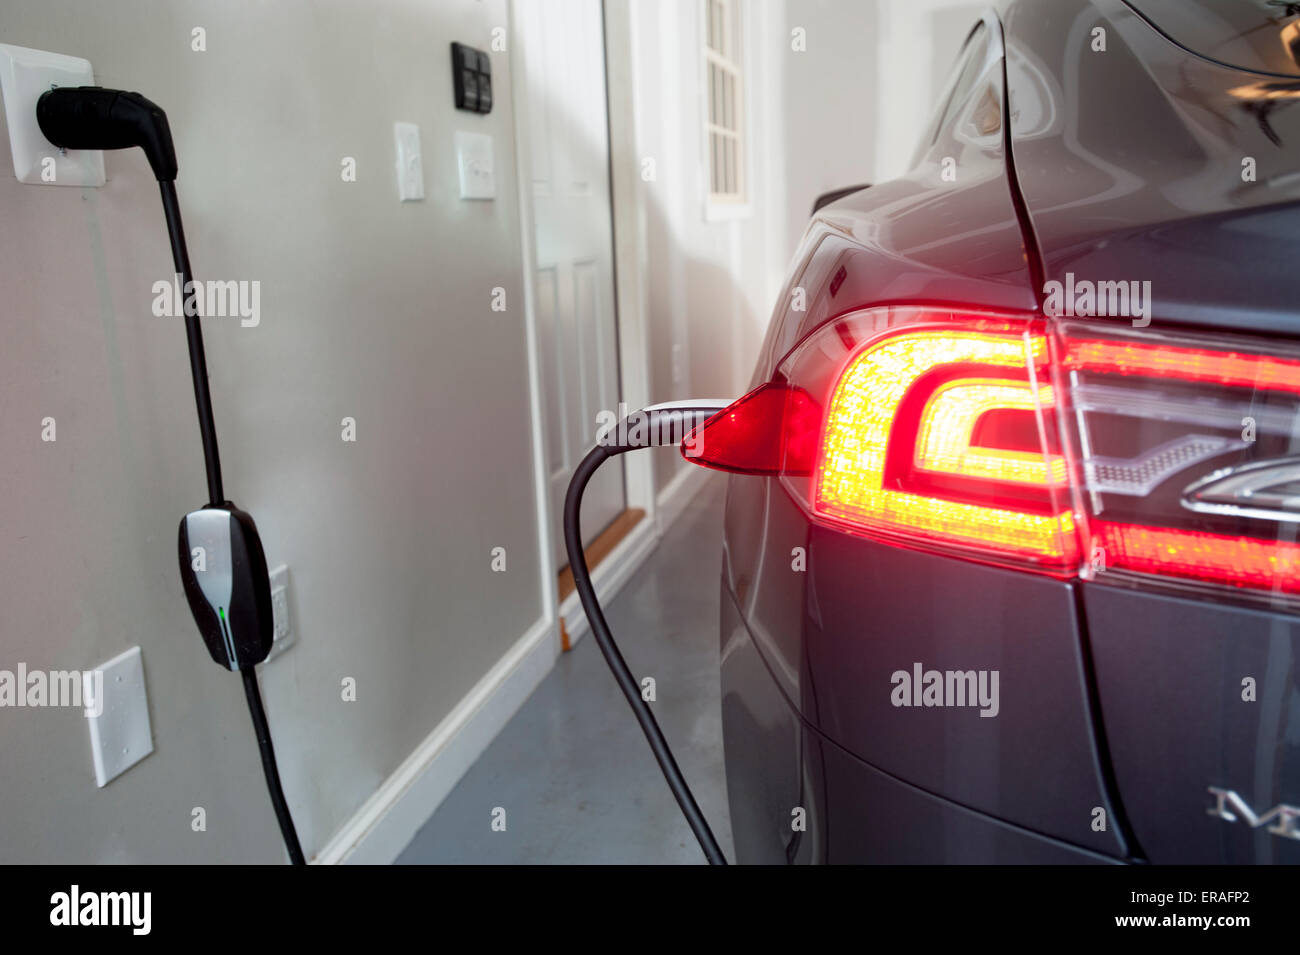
508, 0, 562, 644
602, 0, 655, 525
507, 0, 657, 650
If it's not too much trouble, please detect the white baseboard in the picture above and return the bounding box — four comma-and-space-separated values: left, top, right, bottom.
655, 461, 711, 536
313, 614, 559, 864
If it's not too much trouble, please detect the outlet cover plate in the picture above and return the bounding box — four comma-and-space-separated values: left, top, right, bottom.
263, 563, 295, 662
0, 43, 106, 186
85, 646, 154, 787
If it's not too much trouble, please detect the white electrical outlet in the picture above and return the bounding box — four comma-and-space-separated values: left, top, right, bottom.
0, 43, 105, 186
85, 646, 153, 787
263, 563, 295, 663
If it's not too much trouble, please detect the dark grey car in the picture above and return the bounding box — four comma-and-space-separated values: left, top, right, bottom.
698, 0, 1300, 863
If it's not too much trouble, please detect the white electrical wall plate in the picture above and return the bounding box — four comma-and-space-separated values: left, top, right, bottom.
263, 563, 295, 663
455, 130, 495, 200
0, 43, 106, 186
85, 646, 154, 787
394, 121, 424, 201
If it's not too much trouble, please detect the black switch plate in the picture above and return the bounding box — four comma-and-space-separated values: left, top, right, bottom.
451, 42, 493, 115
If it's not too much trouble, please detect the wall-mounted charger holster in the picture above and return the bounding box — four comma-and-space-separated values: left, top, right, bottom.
178, 504, 274, 670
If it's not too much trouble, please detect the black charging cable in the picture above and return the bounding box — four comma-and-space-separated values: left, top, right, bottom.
563, 402, 730, 865
161, 178, 304, 865
37, 87, 304, 864
158, 179, 224, 506
242, 668, 305, 864
162, 183, 304, 864
161, 177, 303, 864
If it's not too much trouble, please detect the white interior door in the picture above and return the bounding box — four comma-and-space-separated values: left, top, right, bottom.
516, 0, 625, 560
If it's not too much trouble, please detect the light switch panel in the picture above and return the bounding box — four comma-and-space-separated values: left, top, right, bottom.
85, 646, 153, 787
394, 121, 424, 202
455, 130, 495, 200
0, 43, 106, 186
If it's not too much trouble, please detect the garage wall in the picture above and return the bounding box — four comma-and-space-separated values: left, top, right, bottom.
621, 0, 789, 495
621, 0, 891, 496
0, 0, 541, 862
781, 0, 878, 260
875, 0, 987, 182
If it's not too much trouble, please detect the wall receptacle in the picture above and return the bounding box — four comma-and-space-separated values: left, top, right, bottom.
263, 563, 295, 662
0, 43, 106, 186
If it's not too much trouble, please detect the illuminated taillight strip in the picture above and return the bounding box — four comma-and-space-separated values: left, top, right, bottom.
1065, 339, 1300, 396
915, 379, 1067, 486
1093, 522, 1300, 594
813, 325, 1077, 565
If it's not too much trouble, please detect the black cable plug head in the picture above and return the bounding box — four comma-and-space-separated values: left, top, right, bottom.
36, 86, 178, 181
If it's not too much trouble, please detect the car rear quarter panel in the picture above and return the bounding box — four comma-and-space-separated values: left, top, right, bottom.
721, 13, 1129, 860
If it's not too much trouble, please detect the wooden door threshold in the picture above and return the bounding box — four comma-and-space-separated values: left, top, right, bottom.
557, 506, 646, 607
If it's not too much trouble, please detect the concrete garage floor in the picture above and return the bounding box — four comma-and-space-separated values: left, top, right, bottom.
397, 476, 736, 864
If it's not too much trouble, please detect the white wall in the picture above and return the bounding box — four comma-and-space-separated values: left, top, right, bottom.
621, 0, 791, 494
781, 0, 878, 259
874, 0, 987, 182
618, 0, 984, 497
0, 0, 544, 862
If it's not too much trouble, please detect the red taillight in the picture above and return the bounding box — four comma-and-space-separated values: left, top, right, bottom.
1061, 324, 1300, 601
1093, 523, 1300, 595
811, 322, 1076, 568
1064, 338, 1300, 396
682, 305, 1300, 605
682, 382, 820, 475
